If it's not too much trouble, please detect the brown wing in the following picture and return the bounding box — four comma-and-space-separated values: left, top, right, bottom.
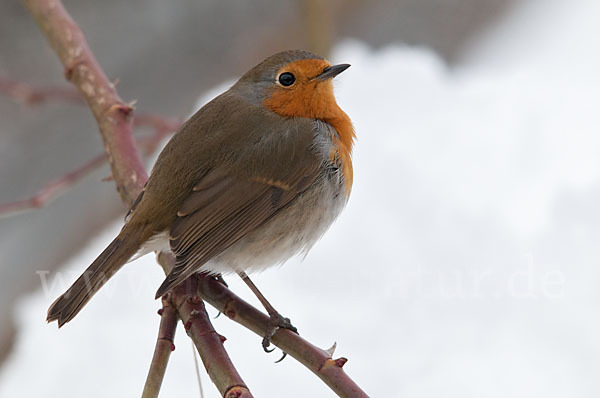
154, 134, 321, 298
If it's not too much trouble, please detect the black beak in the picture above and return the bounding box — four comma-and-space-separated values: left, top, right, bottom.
315, 63, 351, 80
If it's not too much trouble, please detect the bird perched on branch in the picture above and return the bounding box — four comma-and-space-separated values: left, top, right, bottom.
47, 50, 354, 349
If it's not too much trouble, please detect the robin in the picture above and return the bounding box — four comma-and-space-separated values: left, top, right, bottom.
47, 50, 354, 350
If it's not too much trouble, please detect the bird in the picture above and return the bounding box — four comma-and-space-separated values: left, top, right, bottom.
47, 50, 355, 348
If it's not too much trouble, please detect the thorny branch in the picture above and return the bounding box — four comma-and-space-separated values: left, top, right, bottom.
153, 256, 254, 398
0, 75, 181, 219
0, 72, 82, 105
0, 72, 182, 142
141, 296, 178, 398
192, 268, 369, 398
23, 0, 147, 204
0, 153, 107, 219
171, 280, 253, 398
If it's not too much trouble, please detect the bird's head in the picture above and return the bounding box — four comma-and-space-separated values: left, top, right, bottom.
234, 50, 350, 121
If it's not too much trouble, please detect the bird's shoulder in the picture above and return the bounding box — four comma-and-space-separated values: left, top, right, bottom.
139, 91, 328, 222
158, 91, 323, 173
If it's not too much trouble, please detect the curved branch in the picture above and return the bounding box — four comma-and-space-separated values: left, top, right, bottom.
0, 72, 82, 105
0, 72, 181, 218
0, 153, 106, 219
158, 253, 254, 398
23, 0, 147, 203
171, 279, 253, 398
195, 273, 369, 398
142, 296, 178, 398
0, 73, 182, 146
0, 118, 179, 219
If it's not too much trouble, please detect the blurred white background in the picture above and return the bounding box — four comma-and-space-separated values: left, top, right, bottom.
1, 0, 599, 396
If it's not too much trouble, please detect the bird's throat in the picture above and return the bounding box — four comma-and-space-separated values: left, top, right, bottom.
263, 82, 355, 195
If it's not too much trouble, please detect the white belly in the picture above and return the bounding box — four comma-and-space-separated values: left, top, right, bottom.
205, 172, 347, 274
135, 170, 347, 275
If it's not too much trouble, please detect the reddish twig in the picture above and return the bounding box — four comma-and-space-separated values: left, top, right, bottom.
0, 71, 181, 218
0, 72, 181, 219
0, 153, 106, 219
0, 69, 181, 217
156, 253, 254, 398
0, 72, 182, 144
0, 72, 82, 105
23, 0, 147, 204
0, 122, 181, 219
195, 273, 369, 398
0, 72, 181, 139
170, 277, 253, 398
141, 296, 178, 398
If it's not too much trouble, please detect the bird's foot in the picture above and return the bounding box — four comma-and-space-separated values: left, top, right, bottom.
262, 312, 298, 362
207, 274, 228, 319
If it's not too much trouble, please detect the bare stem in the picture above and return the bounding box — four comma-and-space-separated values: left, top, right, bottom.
0, 117, 179, 219
0, 72, 82, 105
0, 70, 181, 218
0, 153, 106, 219
171, 278, 254, 398
0, 73, 182, 146
0, 72, 181, 218
141, 296, 178, 398
196, 273, 369, 398
22, 0, 147, 204
158, 252, 255, 398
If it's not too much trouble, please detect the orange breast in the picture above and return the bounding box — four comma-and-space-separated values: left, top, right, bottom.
262, 59, 355, 195
325, 112, 354, 196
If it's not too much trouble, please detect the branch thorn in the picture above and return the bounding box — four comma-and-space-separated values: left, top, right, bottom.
325, 342, 337, 356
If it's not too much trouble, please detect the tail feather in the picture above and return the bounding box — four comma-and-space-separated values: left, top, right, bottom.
47, 231, 142, 327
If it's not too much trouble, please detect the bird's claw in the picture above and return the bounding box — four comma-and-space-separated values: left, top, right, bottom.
274, 352, 288, 363
262, 312, 298, 362
262, 337, 276, 353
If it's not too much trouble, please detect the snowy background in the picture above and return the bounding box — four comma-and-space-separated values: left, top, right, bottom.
1, 0, 600, 396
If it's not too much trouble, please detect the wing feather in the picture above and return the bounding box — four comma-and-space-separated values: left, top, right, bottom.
155, 148, 322, 298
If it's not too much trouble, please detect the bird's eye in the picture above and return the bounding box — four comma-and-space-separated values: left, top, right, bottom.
278, 72, 296, 87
